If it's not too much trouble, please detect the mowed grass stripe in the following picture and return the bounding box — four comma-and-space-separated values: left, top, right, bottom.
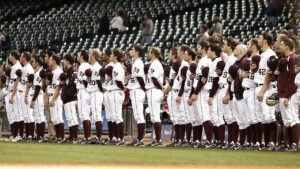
0, 142, 299, 166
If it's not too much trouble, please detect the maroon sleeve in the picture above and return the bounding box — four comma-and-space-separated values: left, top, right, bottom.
169, 79, 174, 86
209, 77, 220, 97
137, 77, 146, 91
116, 80, 124, 90
83, 81, 88, 88
178, 67, 188, 97
152, 77, 162, 90
97, 80, 104, 92
193, 78, 204, 95
286, 56, 297, 97
189, 87, 194, 98
32, 86, 41, 101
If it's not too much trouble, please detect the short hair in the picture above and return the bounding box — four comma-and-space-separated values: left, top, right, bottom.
151, 47, 161, 59
51, 54, 61, 65
187, 48, 196, 60
250, 38, 259, 49
104, 49, 111, 56
180, 44, 190, 53
133, 44, 144, 57
46, 51, 54, 58
112, 48, 124, 62
79, 50, 89, 62
261, 32, 274, 46
170, 47, 177, 58
281, 37, 294, 51
280, 29, 289, 36
90, 48, 101, 61
226, 37, 239, 51
209, 43, 222, 57
64, 53, 75, 65
200, 24, 208, 32
199, 41, 209, 51
34, 55, 43, 66
144, 12, 150, 18
22, 51, 31, 62
10, 50, 20, 60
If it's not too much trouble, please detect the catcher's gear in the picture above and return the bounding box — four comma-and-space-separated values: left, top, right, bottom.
265, 93, 279, 106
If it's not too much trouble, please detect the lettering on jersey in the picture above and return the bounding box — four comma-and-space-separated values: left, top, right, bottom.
258, 68, 266, 75
134, 67, 139, 73
223, 72, 227, 78
113, 72, 118, 77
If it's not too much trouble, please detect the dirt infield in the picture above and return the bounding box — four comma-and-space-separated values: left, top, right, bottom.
1, 164, 300, 169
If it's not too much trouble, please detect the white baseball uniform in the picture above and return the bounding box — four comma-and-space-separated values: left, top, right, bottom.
208, 58, 225, 127
19, 63, 35, 123
171, 60, 189, 125
8, 61, 23, 123
4, 77, 12, 124
127, 58, 146, 124
103, 62, 114, 122
48, 67, 63, 125
31, 68, 45, 124
183, 62, 196, 125
76, 62, 91, 122
108, 62, 125, 124
218, 54, 237, 124
193, 56, 212, 124
167, 67, 176, 124
254, 48, 277, 124
146, 59, 164, 123
87, 62, 103, 123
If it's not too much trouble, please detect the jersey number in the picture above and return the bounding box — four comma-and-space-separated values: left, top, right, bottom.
258, 68, 266, 76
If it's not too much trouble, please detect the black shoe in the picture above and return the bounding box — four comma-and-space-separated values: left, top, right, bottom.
204, 141, 213, 149
127, 139, 138, 146
103, 138, 111, 145
116, 140, 126, 146
58, 138, 67, 144
182, 141, 190, 147
274, 144, 286, 151
290, 143, 298, 152
234, 144, 242, 150
174, 141, 182, 147
147, 140, 157, 147
258, 143, 266, 151
134, 140, 145, 147
152, 140, 163, 147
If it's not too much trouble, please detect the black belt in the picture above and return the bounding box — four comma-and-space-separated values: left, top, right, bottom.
256, 84, 263, 87
173, 89, 179, 93
18, 90, 23, 93
49, 93, 54, 97
219, 85, 226, 89
244, 88, 251, 91
272, 85, 276, 88
109, 89, 121, 92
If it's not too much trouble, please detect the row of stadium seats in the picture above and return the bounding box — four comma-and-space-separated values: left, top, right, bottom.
0, 0, 298, 61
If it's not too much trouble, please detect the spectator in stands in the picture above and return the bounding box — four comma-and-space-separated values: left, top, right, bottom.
110, 10, 123, 34
32, 48, 39, 55
286, 17, 298, 37
198, 24, 209, 44
207, 21, 214, 36
98, 8, 109, 35
266, 0, 279, 27
211, 16, 223, 35
140, 12, 154, 44
119, 4, 129, 28
0, 28, 11, 59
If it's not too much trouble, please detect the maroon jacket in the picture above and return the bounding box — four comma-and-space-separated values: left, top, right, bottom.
277, 53, 297, 98
233, 55, 248, 100
61, 66, 77, 104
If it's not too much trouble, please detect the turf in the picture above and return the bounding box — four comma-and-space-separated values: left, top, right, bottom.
0, 142, 299, 166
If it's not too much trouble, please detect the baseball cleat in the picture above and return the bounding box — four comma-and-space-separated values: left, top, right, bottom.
290, 143, 298, 152
151, 140, 163, 147
126, 139, 138, 146
192, 140, 201, 148
147, 140, 157, 147
166, 140, 177, 147
134, 140, 144, 147
116, 140, 126, 146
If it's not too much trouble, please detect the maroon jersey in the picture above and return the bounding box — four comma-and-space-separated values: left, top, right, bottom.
277, 53, 297, 98
61, 66, 77, 104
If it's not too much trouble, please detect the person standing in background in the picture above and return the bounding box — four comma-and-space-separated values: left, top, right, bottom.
140, 13, 154, 45
98, 8, 110, 35
110, 10, 123, 34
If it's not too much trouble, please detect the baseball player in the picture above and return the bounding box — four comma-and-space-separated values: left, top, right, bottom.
146, 47, 164, 147
76, 50, 92, 143
255, 32, 277, 150
277, 37, 299, 152
61, 53, 79, 143
48, 54, 65, 142
8, 50, 23, 141
190, 41, 214, 148
127, 44, 146, 146
19, 52, 35, 140
29, 56, 46, 142
182, 48, 197, 146
4, 61, 13, 139
108, 48, 125, 146
246, 39, 262, 148
86, 49, 104, 144
206, 43, 226, 148
219, 38, 239, 149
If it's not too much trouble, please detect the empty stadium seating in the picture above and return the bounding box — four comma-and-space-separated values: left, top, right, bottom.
0, 0, 298, 61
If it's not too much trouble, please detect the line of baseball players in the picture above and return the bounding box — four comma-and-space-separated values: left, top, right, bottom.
2, 31, 300, 150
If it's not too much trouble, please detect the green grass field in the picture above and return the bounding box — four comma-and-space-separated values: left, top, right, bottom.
0, 142, 299, 167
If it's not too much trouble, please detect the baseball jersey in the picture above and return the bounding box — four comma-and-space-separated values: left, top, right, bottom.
48, 67, 63, 94
172, 60, 189, 90
204, 57, 221, 90
30, 68, 43, 95
9, 61, 22, 91
103, 62, 114, 91
145, 59, 164, 89
76, 62, 91, 90
19, 63, 34, 92
184, 62, 195, 91
242, 58, 256, 88
254, 48, 276, 84
87, 62, 102, 92
110, 62, 125, 90
193, 56, 211, 88
219, 54, 237, 86
127, 58, 145, 90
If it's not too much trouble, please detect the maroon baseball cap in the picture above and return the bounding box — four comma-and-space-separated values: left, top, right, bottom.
189, 63, 197, 74
85, 68, 92, 77
216, 60, 226, 71
28, 74, 34, 83
16, 69, 22, 78
267, 55, 278, 72
242, 59, 251, 71
59, 73, 67, 81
